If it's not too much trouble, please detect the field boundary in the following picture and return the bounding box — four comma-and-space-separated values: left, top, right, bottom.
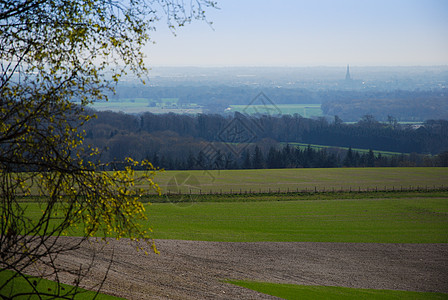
15, 186, 448, 203
142, 187, 448, 203
163, 184, 447, 196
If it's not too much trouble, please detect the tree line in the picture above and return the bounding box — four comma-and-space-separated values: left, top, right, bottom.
321, 90, 448, 122
83, 110, 448, 169
144, 144, 448, 171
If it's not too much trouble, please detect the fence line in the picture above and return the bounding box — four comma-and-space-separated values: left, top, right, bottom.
163, 184, 446, 196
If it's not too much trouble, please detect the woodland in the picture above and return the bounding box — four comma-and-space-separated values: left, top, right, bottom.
83, 110, 448, 169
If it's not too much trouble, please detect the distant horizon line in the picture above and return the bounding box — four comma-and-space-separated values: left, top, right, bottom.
148, 64, 448, 69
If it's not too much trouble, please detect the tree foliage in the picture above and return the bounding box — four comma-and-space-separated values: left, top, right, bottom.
84, 110, 448, 162
321, 92, 448, 122
0, 0, 217, 297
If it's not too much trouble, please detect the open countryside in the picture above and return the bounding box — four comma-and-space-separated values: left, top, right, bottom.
88, 99, 324, 118
2, 1, 448, 299
12, 167, 448, 299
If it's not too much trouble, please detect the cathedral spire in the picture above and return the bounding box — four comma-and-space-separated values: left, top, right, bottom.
345, 64, 351, 81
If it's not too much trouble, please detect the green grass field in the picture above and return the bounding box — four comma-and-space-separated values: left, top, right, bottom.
8, 167, 448, 298
10, 191, 448, 298
285, 142, 405, 155
0, 269, 123, 300
20, 190, 448, 244
20, 168, 448, 244
85, 98, 203, 114
153, 167, 448, 195
147, 196, 448, 243
18, 167, 448, 197
229, 104, 323, 117
227, 281, 448, 300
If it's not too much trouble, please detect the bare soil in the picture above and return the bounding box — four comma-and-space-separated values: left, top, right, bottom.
28, 238, 448, 299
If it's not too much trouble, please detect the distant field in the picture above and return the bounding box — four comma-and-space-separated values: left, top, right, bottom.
86, 98, 203, 114
152, 167, 448, 195
229, 104, 322, 117
89, 102, 323, 116
18, 167, 448, 197
285, 142, 405, 155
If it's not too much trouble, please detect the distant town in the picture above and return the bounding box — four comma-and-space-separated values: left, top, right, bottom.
87, 66, 448, 122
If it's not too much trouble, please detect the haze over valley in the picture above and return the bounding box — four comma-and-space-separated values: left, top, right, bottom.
90, 65, 448, 122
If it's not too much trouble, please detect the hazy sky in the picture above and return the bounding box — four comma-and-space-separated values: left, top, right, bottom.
145, 0, 448, 67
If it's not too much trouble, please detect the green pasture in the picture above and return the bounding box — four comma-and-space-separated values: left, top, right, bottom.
152, 167, 448, 195
89, 98, 151, 107
147, 196, 448, 243
0, 269, 123, 300
227, 281, 448, 300
87, 99, 155, 114
20, 167, 448, 197
8, 167, 448, 299
9, 193, 448, 298
285, 142, 405, 155
85, 98, 202, 114
229, 104, 323, 117
90, 98, 179, 107
20, 190, 448, 243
